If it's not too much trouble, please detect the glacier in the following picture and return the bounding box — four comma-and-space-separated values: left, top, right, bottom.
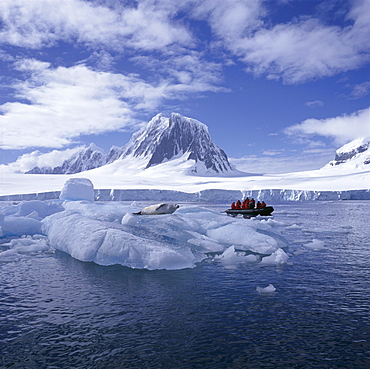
1, 187, 369, 202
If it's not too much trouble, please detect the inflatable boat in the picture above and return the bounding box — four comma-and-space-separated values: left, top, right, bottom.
225, 206, 274, 217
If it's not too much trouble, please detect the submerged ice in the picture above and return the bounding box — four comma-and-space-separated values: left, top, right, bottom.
0, 178, 304, 270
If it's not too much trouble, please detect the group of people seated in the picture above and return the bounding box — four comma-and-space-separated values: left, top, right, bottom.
231, 198, 267, 210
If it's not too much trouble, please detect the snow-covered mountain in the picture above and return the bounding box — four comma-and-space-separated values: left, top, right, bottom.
109, 113, 235, 174
324, 137, 370, 170
26, 143, 105, 174
26, 113, 235, 175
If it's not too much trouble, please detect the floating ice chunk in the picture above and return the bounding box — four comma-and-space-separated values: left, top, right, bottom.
256, 284, 276, 293
0, 248, 20, 262
304, 239, 325, 250
304, 227, 351, 234
1, 216, 43, 237
60, 178, 94, 202
0, 235, 49, 262
260, 248, 289, 265
285, 224, 302, 230
217, 245, 259, 266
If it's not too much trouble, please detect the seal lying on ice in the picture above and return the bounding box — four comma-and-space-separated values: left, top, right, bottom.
133, 203, 180, 215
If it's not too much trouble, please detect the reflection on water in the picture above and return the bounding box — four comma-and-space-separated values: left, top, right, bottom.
1, 201, 370, 368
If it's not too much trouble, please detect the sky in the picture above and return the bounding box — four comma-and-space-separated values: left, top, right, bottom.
0, 0, 369, 174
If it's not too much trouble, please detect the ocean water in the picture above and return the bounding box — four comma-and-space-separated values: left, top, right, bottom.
1, 201, 370, 368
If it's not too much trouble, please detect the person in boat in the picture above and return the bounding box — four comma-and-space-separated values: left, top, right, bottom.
242, 198, 250, 209
231, 202, 237, 209
235, 200, 242, 209
256, 201, 262, 209
261, 201, 266, 208
249, 198, 255, 209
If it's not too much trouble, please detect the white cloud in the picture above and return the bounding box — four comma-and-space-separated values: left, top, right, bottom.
0, 147, 84, 173
194, 0, 370, 83
0, 0, 193, 51
131, 51, 226, 95
238, 12, 369, 83
191, 0, 265, 39
0, 61, 164, 149
0, 56, 226, 150
284, 107, 370, 145
262, 150, 283, 157
305, 100, 324, 108
1, 0, 369, 86
349, 81, 370, 99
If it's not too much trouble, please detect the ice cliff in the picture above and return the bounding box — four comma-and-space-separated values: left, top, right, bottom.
1, 187, 369, 202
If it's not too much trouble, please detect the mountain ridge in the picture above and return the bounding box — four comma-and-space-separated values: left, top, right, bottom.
26, 143, 105, 174
25, 116, 370, 176
26, 113, 235, 176
324, 136, 370, 170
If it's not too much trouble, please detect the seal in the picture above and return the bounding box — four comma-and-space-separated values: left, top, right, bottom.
133, 203, 180, 215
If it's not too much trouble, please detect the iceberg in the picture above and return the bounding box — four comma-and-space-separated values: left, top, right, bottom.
42, 211, 201, 270
1, 178, 289, 270
41, 202, 287, 270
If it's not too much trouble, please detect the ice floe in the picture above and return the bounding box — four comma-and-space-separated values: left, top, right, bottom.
256, 284, 276, 293
0, 178, 327, 270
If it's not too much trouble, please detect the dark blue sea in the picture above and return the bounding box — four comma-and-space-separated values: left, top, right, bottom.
1, 201, 370, 368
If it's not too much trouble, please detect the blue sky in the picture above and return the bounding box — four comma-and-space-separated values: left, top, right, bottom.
0, 0, 369, 173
